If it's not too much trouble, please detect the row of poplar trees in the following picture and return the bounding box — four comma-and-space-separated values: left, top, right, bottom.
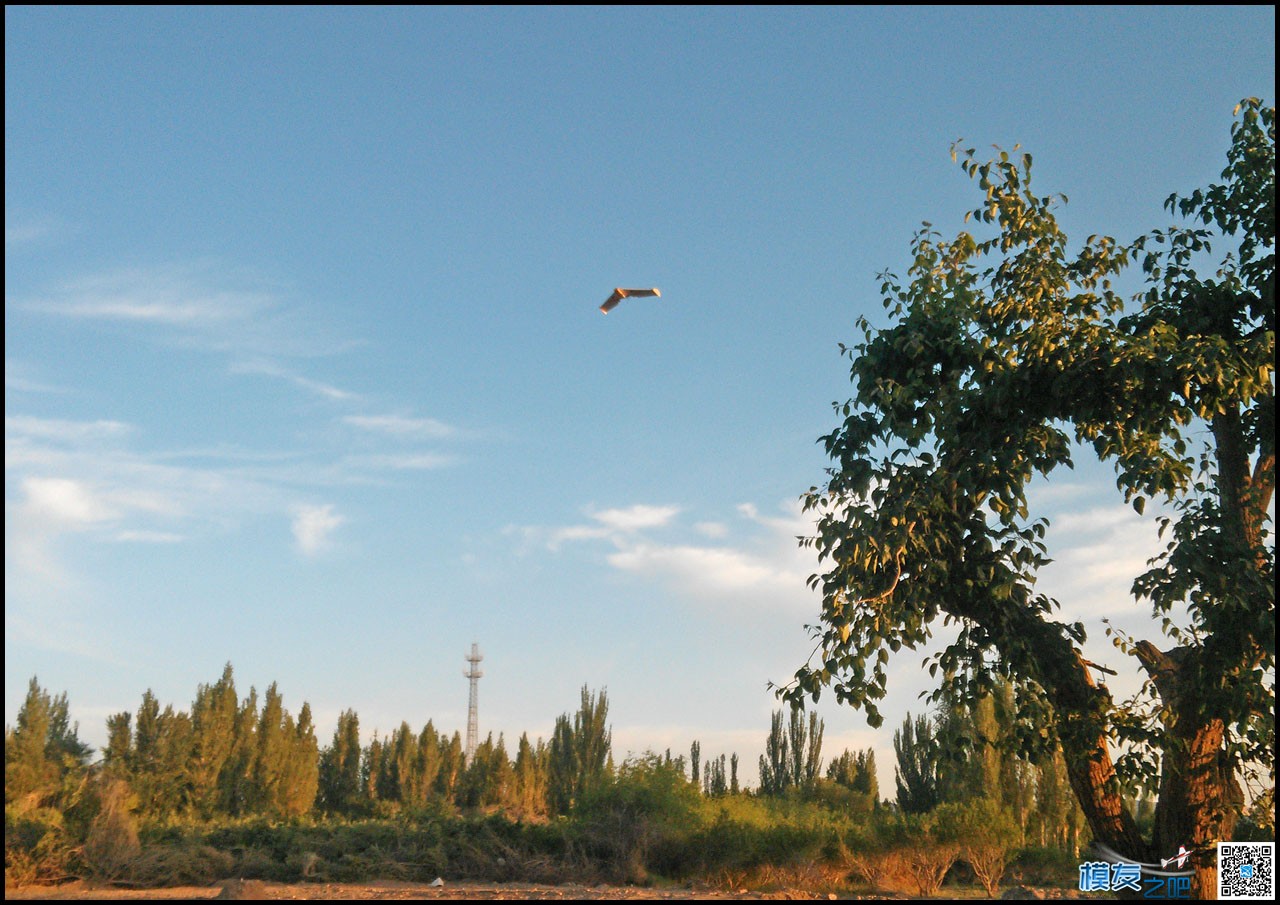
312, 684, 611, 820
7, 668, 619, 823
892, 678, 1089, 853
13, 667, 1075, 845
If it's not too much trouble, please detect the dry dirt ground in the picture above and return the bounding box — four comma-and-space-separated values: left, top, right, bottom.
4, 880, 863, 900
3, 880, 1085, 900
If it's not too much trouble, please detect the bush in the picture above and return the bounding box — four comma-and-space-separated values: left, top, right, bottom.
81, 779, 141, 883
5, 807, 75, 887
126, 843, 235, 887
839, 813, 906, 892
1009, 845, 1082, 888
948, 797, 1021, 897
575, 755, 702, 883
896, 809, 963, 896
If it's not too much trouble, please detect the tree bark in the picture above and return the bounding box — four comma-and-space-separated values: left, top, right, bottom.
1135, 641, 1244, 900
956, 595, 1151, 863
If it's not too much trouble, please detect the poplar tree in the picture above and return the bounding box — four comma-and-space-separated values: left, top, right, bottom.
218, 686, 258, 816
5, 677, 90, 808
759, 709, 825, 796
547, 686, 611, 814
318, 709, 362, 814
435, 731, 464, 803
279, 701, 320, 817
574, 686, 612, 800
362, 733, 384, 808
758, 710, 790, 796
250, 682, 287, 814
384, 722, 416, 805
513, 731, 549, 818
417, 721, 444, 806
894, 713, 939, 814
549, 717, 578, 815
188, 664, 238, 818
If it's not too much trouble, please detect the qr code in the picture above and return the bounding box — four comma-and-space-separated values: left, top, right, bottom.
1219, 842, 1275, 900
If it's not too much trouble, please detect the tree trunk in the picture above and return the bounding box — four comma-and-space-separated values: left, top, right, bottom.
1137, 641, 1244, 900
964, 597, 1151, 862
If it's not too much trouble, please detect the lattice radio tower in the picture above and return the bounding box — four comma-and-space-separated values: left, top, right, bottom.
463, 642, 483, 762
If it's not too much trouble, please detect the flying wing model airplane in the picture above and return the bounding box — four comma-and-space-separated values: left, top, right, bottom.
600, 287, 660, 314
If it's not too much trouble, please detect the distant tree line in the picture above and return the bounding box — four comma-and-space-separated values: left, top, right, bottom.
6, 669, 635, 825
892, 677, 1089, 854
7, 664, 1151, 858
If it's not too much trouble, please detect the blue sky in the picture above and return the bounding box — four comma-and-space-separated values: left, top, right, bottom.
6, 7, 1275, 792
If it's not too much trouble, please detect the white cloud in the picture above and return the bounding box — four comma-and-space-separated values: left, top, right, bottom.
514, 499, 820, 610
231, 360, 358, 402
590, 504, 680, 532
1051, 505, 1144, 536
5, 415, 131, 445
114, 530, 185, 544
21, 477, 113, 528
346, 453, 456, 471
5, 363, 67, 395
291, 504, 343, 556
18, 262, 354, 361
26, 265, 269, 326
6, 477, 113, 593
514, 504, 683, 553
607, 542, 805, 601
547, 524, 612, 549
4, 214, 61, 248
342, 414, 457, 439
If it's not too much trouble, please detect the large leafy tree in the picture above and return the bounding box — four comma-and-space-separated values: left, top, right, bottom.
783, 99, 1273, 897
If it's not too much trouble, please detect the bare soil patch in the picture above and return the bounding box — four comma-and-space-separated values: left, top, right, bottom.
4, 880, 861, 900
5, 879, 1087, 900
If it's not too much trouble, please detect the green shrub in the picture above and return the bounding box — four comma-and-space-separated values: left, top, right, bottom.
575, 755, 703, 883
126, 843, 235, 887
1009, 845, 1082, 888
81, 779, 142, 883
948, 797, 1020, 896
5, 807, 75, 887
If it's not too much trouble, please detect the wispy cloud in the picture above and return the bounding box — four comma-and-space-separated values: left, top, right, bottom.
291, 503, 343, 556
231, 360, 358, 402
344, 453, 457, 471
591, 504, 681, 532
5, 362, 68, 395
6, 477, 113, 594
515, 504, 682, 552
26, 265, 270, 326
4, 213, 62, 248
607, 501, 816, 608
7, 414, 306, 576
16, 261, 353, 362
342, 414, 458, 439
5, 415, 132, 445
113, 530, 185, 544
512, 500, 818, 610
607, 542, 804, 600
20, 476, 115, 527
1038, 510, 1164, 621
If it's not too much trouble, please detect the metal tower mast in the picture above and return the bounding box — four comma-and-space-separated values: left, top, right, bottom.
463, 642, 483, 762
